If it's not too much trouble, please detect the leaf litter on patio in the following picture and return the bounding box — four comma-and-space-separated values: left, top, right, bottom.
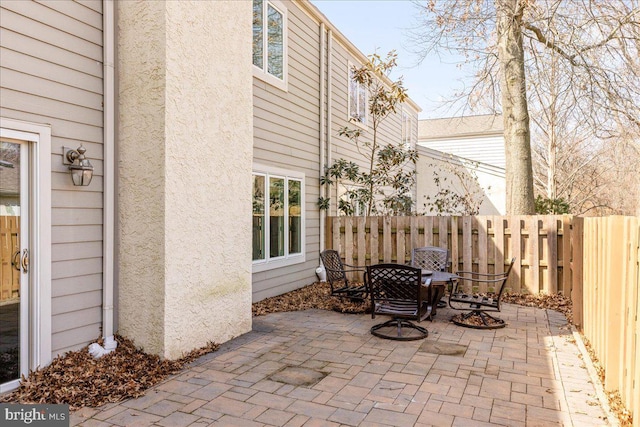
0, 335, 218, 410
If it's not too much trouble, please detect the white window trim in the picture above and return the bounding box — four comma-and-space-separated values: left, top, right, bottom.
400, 108, 411, 149
252, 0, 288, 92
252, 164, 304, 272
0, 118, 51, 392
347, 61, 368, 129
401, 106, 417, 150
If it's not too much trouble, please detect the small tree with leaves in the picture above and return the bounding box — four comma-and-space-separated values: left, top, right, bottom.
318, 51, 419, 217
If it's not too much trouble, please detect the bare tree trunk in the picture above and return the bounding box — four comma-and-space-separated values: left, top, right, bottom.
496, 0, 536, 214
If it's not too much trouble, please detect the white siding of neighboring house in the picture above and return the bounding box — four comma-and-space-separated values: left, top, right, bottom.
0, 0, 104, 356
418, 115, 505, 169
416, 147, 506, 215
420, 135, 506, 170
417, 116, 506, 215
251, 0, 420, 301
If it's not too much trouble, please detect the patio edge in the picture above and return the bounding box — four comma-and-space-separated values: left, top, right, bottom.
571, 325, 620, 426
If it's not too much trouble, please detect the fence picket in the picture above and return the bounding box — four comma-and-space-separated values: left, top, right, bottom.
410, 216, 419, 254
562, 215, 572, 294
462, 217, 472, 275
397, 217, 407, 264
370, 216, 379, 265
345, 216, 354, 267
530, 216, 540, 293
476, 216, 488, 292
451, 217, 459, 274
383, 217, 392, 263
424, 216, 433, 247
494, 216, 505, 276
357, 216, 366, 266
438, 216, 448, 251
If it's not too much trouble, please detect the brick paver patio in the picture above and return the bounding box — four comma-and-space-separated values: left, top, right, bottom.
72, 304, 612, 426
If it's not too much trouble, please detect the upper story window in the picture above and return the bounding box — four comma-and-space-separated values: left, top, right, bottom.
401, 109, 415, 149
253, 0, 287, 90
348, 65, 367, 126
252, 166, 304, 272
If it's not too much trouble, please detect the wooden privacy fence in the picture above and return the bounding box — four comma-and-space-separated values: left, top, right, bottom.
325, 215, 577, 295
325, 214, 639, 424
579, 216, 639, 425
0, 215, 20, 303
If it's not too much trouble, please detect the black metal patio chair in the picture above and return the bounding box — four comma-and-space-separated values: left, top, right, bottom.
410, 246, 449, 272
319, 249, 367, 300
366, 264, 430, 340
411, 246, 450, 308
448, 257, 516, 329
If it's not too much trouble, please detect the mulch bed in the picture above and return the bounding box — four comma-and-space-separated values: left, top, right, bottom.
252, 281, 369, 316
502, 291, 573, 322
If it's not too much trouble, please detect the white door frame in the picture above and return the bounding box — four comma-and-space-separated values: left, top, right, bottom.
0, 118, 51, 392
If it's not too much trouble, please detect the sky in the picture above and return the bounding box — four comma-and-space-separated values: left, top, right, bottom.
311, 0, 468, 119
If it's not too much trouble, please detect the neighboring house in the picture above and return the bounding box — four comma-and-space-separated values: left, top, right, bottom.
0, 0, 418, 391
416, 115, 506, 215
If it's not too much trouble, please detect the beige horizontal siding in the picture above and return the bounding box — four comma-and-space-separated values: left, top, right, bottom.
0, 6, 101, 60
52, 291, 103, 316
252, 1, 322, 300
52, 324, 102, 354
0, 106, 103, 142
0, 29, 102, 77
4, 1, 102, 44
36, 0, 103, 29
51, 208, 103, 226
75, 0, 102, 14
51, 274, 102, 298
52, 258, 102, 281
0, 47, 102, 93
1, 0, 105, 357
51, 242, 103, 262
0, 88, 102, 126
52, 306, 102, 335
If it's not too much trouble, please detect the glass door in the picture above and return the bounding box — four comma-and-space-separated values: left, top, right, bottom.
0, 140, 28, 386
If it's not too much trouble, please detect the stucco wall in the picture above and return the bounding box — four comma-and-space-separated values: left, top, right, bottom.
118, 1, 253, 359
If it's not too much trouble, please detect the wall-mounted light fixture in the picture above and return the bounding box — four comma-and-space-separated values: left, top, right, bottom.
63, 144, 93, 186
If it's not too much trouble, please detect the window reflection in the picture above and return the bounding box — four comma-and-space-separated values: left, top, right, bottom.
269, 177, 285, 258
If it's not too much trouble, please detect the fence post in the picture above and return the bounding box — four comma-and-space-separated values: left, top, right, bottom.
511, 216, 523, 293
561, 215, 572, 295
546, 216, 558, 294
571, 216, 584, 329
